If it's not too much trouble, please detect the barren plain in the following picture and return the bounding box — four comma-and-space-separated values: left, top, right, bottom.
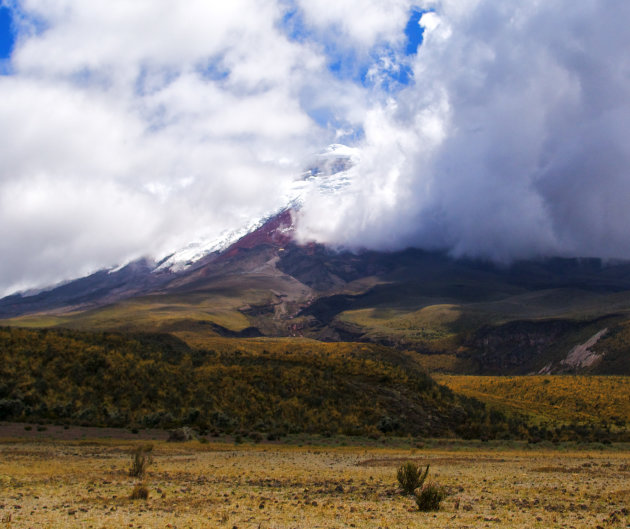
1, 437, 628, 529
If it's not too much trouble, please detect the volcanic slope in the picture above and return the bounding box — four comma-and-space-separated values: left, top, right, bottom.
4, 211, 630, 375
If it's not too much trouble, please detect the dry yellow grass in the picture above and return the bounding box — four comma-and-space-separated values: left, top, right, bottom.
337, 304, 462, 349
0, 440, 629, 528
437, 375, 630, 424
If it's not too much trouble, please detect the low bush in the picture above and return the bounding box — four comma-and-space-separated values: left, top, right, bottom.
130, 483, 149, 500
414, 482, 446, 511
249, 431, 263, 443
397, 462, 429, 495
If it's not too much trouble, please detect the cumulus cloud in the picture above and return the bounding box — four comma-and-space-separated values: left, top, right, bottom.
295, 0, 412, 50
298, 0, 630, 262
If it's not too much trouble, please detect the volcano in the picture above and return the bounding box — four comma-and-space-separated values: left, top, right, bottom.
3, 144, 630, 376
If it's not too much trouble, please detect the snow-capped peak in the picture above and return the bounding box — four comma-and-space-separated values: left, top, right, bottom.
303, 143, 360, 177
154, 144, 358, 273
154, 217, 267, 273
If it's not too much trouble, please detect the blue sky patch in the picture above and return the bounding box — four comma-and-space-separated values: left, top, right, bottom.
404, 9, 427, 56
280, 5, 307, 43
0, 5, 15, 60
279, 4, 428, 94
280, 5, 371, 85
196, 57, 230, 83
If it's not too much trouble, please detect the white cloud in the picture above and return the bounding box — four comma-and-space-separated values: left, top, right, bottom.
296, 0, 413, 49
0, 0, 354, 295
297, 0, 630, 262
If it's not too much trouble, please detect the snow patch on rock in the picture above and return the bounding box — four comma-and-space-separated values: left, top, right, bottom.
154, 144, 358, 273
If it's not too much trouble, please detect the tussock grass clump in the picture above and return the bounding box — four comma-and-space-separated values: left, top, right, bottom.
397, 462, 446, 510
129, 444, 153, 477
414, 482, 446, 511
130, 483, 149, 500
397, 462, 429, 495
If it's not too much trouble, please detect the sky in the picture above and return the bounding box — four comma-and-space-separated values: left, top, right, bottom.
1, 0, 630, 295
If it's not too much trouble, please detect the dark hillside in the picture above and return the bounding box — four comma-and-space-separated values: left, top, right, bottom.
0, 326, 524, 439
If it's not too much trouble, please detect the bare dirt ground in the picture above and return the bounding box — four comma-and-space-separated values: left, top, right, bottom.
0, 422, 169, 441
0, 437, 629, 529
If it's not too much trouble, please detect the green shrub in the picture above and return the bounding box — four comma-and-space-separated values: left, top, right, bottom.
396, 462, 429, 495
413, 482, 446, 511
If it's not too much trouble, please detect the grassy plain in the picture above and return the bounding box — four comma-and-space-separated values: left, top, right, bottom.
0, 438, 629, 529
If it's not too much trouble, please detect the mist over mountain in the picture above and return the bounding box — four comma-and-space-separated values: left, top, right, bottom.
1, 0, 629, 296
296, 1, 630, 262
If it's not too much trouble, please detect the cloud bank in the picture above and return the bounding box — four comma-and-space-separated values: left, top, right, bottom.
298, 0, 630, 262
1, 0, 630, 295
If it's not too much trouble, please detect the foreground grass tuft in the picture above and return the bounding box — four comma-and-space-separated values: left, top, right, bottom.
130, 483, 149, 500
397, 462, 430, 495
414, 482, 446, 511
129, 444, 153, 477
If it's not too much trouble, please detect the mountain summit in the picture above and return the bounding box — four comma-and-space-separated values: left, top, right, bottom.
0, 144, 358, 318
154, 143, 358, 274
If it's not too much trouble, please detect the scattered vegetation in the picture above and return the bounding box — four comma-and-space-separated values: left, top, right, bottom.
167, 426, 197, 442
437, 375, 630, 433
129, 482, 149, 500
397, 462, 445, 511
336, 304, 463, 350
4, 439, 625, 528
2, 325, 627, 441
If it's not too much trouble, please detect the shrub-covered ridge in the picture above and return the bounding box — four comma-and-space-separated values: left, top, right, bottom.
0, 326, 525, 438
